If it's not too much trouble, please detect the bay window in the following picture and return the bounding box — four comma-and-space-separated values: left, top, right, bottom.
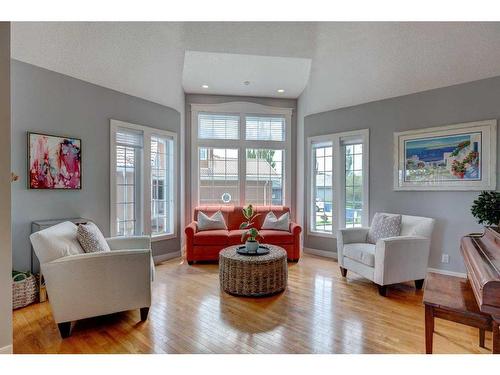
308, 129, 369, 236
191, 102, 292, 209
110, 120, 177, 239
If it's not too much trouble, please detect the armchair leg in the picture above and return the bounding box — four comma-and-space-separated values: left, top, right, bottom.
140, 307, 150, 321
378, 285, 388, 297
57, 322, 73, 338
340, 267, 347, 277
415, 279, 425, 290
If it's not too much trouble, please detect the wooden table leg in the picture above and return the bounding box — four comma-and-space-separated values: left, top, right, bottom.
425, 304, 434, 354
493, 318, 500, 354
479, 328, 485, 348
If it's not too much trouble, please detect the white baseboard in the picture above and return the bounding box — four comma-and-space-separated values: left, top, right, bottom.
303, 247, 337, 259
0, 345, 12, 354
427, 267, 466, 278
304, 248, 467, 278
153, 251, 181, 265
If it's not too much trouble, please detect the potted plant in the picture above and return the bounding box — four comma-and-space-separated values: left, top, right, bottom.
240, 204, 263, 252
471, 191, 500, 228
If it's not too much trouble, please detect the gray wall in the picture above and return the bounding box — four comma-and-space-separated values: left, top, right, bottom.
184, 94, 298, 223
12, 60, 182, 271
0, 22, 12, 352
303, 76, 500, 273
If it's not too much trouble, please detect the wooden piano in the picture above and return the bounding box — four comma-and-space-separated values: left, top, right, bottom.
461, 226, 500, 353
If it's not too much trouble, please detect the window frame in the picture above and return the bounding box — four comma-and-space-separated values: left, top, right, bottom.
307, 129, 369, 238
190, 102, 292, 211
110, 119, 177, 241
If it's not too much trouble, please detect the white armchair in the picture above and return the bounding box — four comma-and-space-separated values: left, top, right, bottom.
30, 221, 152, 338
337, 213, 435, 296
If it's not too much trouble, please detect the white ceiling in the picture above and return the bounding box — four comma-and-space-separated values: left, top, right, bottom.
182, 51, 311, 98
11, 22, 500, 115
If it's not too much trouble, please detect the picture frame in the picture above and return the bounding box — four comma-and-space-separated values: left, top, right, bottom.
393, 119, 497, 191
27, 132, 82, 190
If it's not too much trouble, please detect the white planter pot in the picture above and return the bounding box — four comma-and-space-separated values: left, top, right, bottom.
245, 240, 259, 252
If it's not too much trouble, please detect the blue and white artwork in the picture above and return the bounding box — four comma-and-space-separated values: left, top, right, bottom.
404, 132, 481, 182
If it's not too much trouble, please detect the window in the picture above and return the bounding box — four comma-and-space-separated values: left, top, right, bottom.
191, 102, 292, 209
115, 128, 142, 236
312, 142, 333, 233
199, 148, 239, 205
151, 135, 174, 236
246, 149, 284, 205
111, 120, 177, 240
344, 143, 364, 228
308, 129, 369, 236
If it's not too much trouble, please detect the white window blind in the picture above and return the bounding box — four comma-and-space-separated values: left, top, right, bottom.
198, 113, 239, 140
116, 128, 143, 147
245, 116, 285, 141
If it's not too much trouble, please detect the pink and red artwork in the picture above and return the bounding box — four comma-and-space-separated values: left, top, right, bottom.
28, 132, 81, 189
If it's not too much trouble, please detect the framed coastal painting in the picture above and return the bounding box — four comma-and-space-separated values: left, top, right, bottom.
394, 119, 497, 191
28, 132, 82, 189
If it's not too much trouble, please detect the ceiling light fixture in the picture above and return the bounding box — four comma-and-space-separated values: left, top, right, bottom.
244, 81, 250, 86
201, 84, 209, 89
277, 89, 285, 93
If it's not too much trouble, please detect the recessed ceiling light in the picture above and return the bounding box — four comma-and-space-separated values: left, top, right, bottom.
243, 81, 250, 86
201, 84, 209, 89
277, 89, 285, 93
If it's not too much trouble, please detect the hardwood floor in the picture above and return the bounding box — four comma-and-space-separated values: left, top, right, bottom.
13, 254, 492, 354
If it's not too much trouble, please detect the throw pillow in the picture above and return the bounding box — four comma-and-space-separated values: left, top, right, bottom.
261, 211, 290, 231
77, 222, 111, 253
29, 221, 85, 264
197, 210, 227, 231
366, 213, 402, 244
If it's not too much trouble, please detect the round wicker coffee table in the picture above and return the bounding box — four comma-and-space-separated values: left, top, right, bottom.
219, 244, 288, 297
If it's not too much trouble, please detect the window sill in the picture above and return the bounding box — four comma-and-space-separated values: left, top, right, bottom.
151, 233, 177, 242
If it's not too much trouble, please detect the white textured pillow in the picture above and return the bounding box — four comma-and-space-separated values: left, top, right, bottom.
77, 222, 111, 253
29, 221, 84, 264
197, 211, 227, 231
262, 212, 290, 231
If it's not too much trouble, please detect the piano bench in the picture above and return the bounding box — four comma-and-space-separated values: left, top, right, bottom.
423, 272, 499, 354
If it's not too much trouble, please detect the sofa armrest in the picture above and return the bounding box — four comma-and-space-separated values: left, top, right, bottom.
337, 227, 370, 267
374, 236, 431, 285
290, 222, 302, 236
41, 249, 152, 323
185, 221, 198, 237
105, 235, 151, 250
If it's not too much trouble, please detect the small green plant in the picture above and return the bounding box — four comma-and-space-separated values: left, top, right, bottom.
471, 191, 500, 227
240, 204, 263, 242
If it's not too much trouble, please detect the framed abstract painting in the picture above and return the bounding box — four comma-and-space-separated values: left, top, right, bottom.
28, 132, 82, 189
393, 119, 497, 191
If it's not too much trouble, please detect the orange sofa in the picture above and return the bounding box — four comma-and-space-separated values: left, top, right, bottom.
185, 206, 302, 264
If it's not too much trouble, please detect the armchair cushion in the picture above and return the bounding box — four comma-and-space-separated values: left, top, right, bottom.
343, 243, 376, 267
77, 222, 110, 253
30, 221, 84, 264
367, 213, 401, 244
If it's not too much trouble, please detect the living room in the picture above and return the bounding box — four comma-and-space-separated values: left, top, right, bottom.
1, 1, 500, 372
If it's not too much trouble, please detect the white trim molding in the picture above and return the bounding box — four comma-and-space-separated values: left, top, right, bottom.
303, 247, 338, 259
0, 345, 12, 354
427, 267, 467, 278
153, 251, 182, 265
190, 101, 294, 216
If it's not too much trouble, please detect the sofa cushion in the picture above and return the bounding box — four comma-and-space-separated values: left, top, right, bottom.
343, 243, 376, 267
228, 230, 246, 246
367, 213, 401, 244
262, 211, 290, 231
197, 210, 227, 231
193, 229, 229, 246
259, 229, 294, 245
30, 221, 84, 264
